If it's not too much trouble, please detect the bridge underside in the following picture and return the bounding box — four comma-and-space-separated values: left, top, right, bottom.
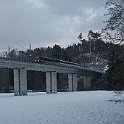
0, 68, 96, 96
13, 69, 79, 95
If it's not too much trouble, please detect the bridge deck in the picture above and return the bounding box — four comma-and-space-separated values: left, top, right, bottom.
0, 58, 103, 74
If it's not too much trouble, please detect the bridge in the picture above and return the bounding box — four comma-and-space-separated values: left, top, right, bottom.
0, 57, 104, 96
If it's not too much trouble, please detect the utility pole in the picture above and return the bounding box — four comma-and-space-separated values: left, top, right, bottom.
89, 39, 92, 55
29, 43, 31, 50
8, 46, 10, 54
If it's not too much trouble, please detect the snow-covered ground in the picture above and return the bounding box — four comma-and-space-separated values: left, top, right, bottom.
0, 91, 124, 124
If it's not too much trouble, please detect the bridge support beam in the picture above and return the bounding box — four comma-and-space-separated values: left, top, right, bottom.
14, 68, 27, 96
83, 76, 91, 90
46, 71, 57, 93
68, 74, 77, 91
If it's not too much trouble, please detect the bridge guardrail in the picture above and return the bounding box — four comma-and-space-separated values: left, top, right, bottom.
0, 57, 104, 74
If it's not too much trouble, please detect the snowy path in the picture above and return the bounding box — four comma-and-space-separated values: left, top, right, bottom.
0, 91, 124, 124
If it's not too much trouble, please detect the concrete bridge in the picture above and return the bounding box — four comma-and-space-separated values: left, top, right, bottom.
0, 58, 103, 95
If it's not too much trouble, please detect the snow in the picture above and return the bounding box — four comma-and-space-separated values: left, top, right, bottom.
0, 91, 124, 124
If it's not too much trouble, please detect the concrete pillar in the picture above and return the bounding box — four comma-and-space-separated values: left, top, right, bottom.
46, 71, 57, 93
46, 72, 51, 93
68, 74, 77, 91
68, 74, 73, 92
83, 76, 87, 89
73, 74, 77, 91
51, 72, 57, 93
14, 68, 27, 96
20, 68, 27, 95
14, 69, 19, 95
83, 76, 91, 89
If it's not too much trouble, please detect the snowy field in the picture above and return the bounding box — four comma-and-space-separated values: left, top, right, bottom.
0, 91, 124, 124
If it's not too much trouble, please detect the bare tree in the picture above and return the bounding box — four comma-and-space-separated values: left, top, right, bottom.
104, 0, 124, 43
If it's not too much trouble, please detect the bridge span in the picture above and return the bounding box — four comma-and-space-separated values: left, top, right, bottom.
0, 58, 103, 95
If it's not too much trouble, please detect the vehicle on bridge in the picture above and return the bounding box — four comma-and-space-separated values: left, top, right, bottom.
34, 56, 60, 64
35, 56, 79, 64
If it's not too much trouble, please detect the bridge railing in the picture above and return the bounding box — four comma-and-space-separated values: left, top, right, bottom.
0, 57, 104, 73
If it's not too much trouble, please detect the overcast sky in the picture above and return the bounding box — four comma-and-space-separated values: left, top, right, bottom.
0, 0, 106, 52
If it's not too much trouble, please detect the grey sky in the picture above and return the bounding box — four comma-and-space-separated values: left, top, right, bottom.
0, 0, 106, 52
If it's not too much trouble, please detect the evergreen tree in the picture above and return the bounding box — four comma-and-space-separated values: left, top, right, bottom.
106, 50, 124, 90
52, 44, 62, 59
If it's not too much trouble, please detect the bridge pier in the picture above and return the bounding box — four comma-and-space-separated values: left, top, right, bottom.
68, 74, 77, 91
14, 68, 27, 96
83, 76, 91, 90
46, 71, 57, 93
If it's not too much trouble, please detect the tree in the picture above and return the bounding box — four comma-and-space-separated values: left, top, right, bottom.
8, 49, 18, 59
78, 33, 83, 41
106, 50, 124, 90
104, 0, 124, 92
104, 0, 124, 43
88, 30, 101, 40
52, 44, 62, 59
88, 30, 101, 53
